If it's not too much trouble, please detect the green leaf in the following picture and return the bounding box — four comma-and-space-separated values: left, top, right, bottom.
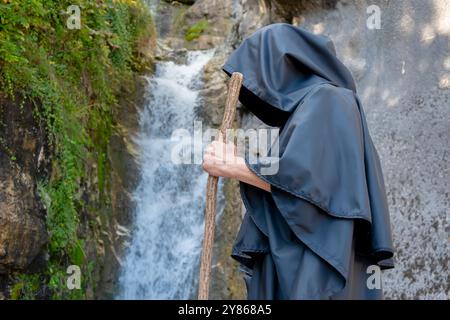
69, 240, 86, 266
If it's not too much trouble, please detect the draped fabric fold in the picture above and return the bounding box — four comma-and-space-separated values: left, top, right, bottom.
223, 23, 394, 299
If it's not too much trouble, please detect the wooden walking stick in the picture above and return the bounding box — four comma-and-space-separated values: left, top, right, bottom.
198, 72, 243, 300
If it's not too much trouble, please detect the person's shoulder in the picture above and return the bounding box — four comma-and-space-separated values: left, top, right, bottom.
305, 83, 359, 113
308, 83, 357, 104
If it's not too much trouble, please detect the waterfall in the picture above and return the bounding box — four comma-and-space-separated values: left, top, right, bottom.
118, 50, 217, 299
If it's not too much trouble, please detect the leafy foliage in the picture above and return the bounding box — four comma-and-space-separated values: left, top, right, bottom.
0, 0, 154, 299
185, 18, 208, 41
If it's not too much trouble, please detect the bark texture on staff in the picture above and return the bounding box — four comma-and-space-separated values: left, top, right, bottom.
198, 72, 243, 300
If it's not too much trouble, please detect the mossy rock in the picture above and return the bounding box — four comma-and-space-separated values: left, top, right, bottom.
185, 19, 209, 41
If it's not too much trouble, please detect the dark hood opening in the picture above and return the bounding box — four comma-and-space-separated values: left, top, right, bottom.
222, 23, 357, 127
237, 81, 291, 127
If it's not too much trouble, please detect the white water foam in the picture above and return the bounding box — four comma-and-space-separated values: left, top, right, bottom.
118, 50, 216, 299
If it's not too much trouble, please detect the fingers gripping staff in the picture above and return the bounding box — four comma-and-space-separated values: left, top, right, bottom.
198, 72, 243, 300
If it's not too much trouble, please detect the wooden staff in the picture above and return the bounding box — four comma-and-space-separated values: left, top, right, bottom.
198, 72, 243, 300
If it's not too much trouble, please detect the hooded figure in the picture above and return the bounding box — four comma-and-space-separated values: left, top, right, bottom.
221, 23, 394, 299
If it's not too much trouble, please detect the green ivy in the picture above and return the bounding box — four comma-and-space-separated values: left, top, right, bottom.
0, 0, 154, 299
10, 274, 42, 300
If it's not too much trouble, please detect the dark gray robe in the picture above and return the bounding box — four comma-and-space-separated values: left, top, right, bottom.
222, 23, 394, 300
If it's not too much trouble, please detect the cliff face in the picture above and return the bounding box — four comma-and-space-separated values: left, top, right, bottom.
0, 97, 49, 277
90, 77, 147, 299
0, 0, 155, 299
0, 80, 145, 299
181, 0, 449, 299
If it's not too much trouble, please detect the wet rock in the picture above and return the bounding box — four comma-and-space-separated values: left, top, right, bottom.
0, 96, 49, 274
210, 179, 246, 299
157, 0, 233, 50
199, 48, 232, 126
182, 0, 233, 45
94, 76, 145, 299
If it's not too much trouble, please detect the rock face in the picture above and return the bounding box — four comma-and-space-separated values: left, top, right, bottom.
0, 97, 49, 275
0, 80, 145, 299
94, 77, 145, 299
194, 0, 449, 299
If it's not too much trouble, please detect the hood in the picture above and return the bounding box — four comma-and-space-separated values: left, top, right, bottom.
222, 23, 357, 126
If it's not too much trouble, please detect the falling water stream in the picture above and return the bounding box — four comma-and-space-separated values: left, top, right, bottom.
118, 50, 217, 299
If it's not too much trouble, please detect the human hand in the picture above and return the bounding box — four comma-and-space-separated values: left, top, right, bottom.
202, 140, 244, 178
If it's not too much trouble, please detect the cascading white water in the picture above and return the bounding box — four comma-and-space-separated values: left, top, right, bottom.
118, 50, 216, 299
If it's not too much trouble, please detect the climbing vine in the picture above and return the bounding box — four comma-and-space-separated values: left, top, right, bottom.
0, 0, 155, 299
